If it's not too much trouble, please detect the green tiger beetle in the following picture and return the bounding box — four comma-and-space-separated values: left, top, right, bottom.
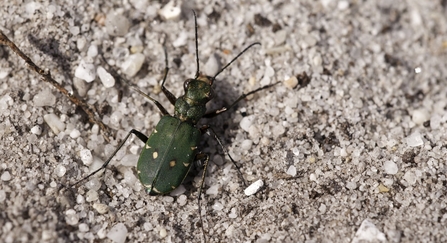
81, 11, 277, 242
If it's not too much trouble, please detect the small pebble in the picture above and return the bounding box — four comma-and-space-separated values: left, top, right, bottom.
204, 54, 219, 76
86, 189, 99, 202
69, 129, 81, 139
244, 179, 264, 196
286, 165, 297, 176
80, 148, 93, 166
106, 11, 130, 36
1, 171, 11, 181
121, 53, 145, 77
33, 89, 56, 107
65, 209, 79, 225
412, 109, 429, 125
158, 1, 181, 20
383, 161, 398, 174
159, 228, 167, 238
97, 66, 116, 88
206, 184, 219, 196
75, 59, 96, 82
240, 115, 255, 132
87, 45, 98, 57
44, 113, 65, 134
107, 223, 128, 243
55, 164, 66, 177
79, 223, 89, 232
378, 184, 390, 193
284, 76, 298, 89
30, 125, 42, 135
93, 203, 109, 214
405, 131, 423, 147
403, 171, 417, 185
352, 219, 386, 243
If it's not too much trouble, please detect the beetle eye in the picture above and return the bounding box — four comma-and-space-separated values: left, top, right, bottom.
184, 79, 191, 91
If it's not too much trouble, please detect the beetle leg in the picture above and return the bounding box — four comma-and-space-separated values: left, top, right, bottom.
195, 152, 209, 242
203, 81, 280, 118
210, 127, 248, 187
71, 129, 148, 187
160, 46, 178, 105
99, 53, 171, 116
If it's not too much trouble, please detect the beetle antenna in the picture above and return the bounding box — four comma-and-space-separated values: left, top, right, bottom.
212, 42, 260, 81
193, 10, 200, 79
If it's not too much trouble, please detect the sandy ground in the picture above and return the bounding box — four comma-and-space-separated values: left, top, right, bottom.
1, 0, 446, 242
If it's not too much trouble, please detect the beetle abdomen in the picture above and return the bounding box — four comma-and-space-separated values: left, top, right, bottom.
136, 116, 201, 195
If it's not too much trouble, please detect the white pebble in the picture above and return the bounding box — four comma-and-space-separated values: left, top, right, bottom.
383, 161, 398, 175
120, 154, 138, 167
206, 184, 219, 196
275, 30, 287, 45
412, 109, 429, 125
75, 59, 96, 83
96, 66, 115, 88
0, 190, 6, 202
212, 202, 224, 211
204, 54, 219, 76
158, 0, 181, 20
159, 228, 167, 238
346, 181, 357, 190
33, 89, 56, 107
169, 185, 186, 196
121, 53, 145, 77
240, 115, 255, 132
177, 194, 187, 206
41, 230, 53, 240
430, 114, 441, 129
352, 219, 386, 243
69, 26, 80, 36
403, 171, 417, 185
69, 129, 81, 138
405, 131, 423, 147
55, 164, 66, 177
80, 149, 93, 166
240, 139, 253, 150
86, 189, 99, 202
76, 195, 85, 204
25, 1, 40, 15
93, 203, 109, 214
312, 54, 322, 66
172, 31, 188, 47
106, 11, 130, 36
30, 125, 42, 135
65, 209, 79, 225
1, 171, 11, 181
44, 113, 66, 134
87, 45, 98, 57
319, 203, 327, 213
79, 223, 89, 232
85, 177, 101, 191
272, 124, 285, 137
107, 223, 128, 243
286, 165, 296, 176
0, 69, 10, 79
338, 0, 350, 10
244, 179, 264, 196
284, 76, 298, 89
77, 37, 87, 51
228, 208, 237, 219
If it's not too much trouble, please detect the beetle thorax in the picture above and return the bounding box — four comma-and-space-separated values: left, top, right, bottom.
174, 78, 214, 124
